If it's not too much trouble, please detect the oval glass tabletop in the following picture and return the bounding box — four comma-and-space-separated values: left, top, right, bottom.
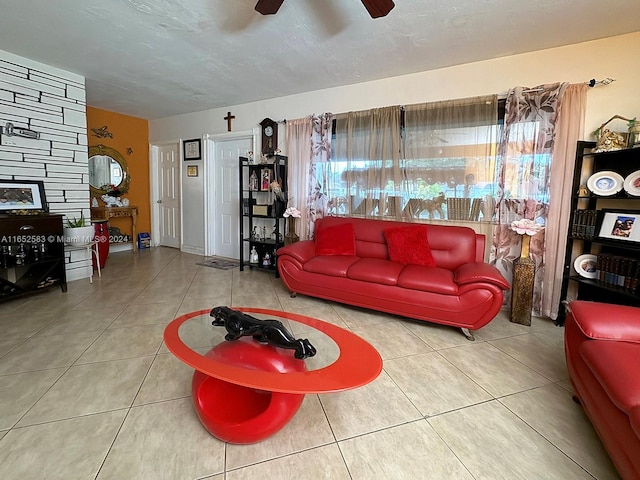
164, 307, 383, 394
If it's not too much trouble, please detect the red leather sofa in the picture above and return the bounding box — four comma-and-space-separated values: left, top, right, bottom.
564, 300, 640, 480
277, 216, 509, 340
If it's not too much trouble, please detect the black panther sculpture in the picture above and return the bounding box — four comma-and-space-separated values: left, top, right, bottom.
210, 306, 317, 360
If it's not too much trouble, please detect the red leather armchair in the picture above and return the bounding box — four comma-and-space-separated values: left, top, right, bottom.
564, 300, 640, 479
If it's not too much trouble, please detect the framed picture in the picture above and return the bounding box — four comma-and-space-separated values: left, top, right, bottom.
260, 168, 272, 191
0, 179, 48, 212
183, 138, 201, 160
187, 165, 198, 177
598, 210, 640, 243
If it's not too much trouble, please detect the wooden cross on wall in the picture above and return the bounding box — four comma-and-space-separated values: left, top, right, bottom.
224, 111, 236, 132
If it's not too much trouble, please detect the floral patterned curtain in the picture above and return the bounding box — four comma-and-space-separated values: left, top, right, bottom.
286, 113, 333, 240
490, 83, 568, 313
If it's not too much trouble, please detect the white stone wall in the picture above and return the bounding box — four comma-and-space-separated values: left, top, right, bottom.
0, 49, 91, 281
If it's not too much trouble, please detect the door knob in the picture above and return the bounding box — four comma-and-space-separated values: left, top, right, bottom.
157, 200, 163, 204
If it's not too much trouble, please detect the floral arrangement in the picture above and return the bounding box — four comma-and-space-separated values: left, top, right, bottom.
510, 218, 544, 236
100, 183, 122, 197
283, 207, 301, 218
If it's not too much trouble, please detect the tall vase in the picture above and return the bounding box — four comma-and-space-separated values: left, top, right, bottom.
520, 234, 531, 259
285, 217, 299, 245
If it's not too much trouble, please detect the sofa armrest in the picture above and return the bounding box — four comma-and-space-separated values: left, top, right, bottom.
568, 300, 640, 342
277, 240, 316, 264
454, 262, 510, 290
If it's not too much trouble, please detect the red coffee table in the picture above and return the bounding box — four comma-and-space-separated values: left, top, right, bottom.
163, 307, 382, 444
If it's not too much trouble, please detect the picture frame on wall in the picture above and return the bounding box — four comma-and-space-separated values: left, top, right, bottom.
598, 210, 640, 243
187, 165, 198, 177
183, 138, 202, 160
0, 179, 48, 212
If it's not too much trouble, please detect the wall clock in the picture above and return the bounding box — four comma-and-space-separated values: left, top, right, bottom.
260, 118, 278, 156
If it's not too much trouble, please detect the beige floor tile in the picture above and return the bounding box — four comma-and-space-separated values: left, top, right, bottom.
278, 296, 350, 329
0, 410, 126, 480
231, 293, 283, 311
0, 430, 6, 441
73, 288, 142, 309
226, 395, 335, 470
340, 420, 474, 479
0, 368, 66, 429
96, 398, 225, 480
0, 337, 23, 357
0, 330, 102, 375
17, 356, 154, 426
402, 318, 475, 350
109, 302, 180, 327
177, 295, 233, 315
490, 329, 568, 381
133, 353, 193, 405
500, 384, 620, 480
331, 303, 394, 328
350, 321, 432, 360
75, 324, 165, 363
320, 371, 422, 440
384, 351, 491, 416
439, 341, 551, 397
0, 311, 57, 339
429, 401, 595, 479
36, 306, 123, 335
226, 444, 350, 480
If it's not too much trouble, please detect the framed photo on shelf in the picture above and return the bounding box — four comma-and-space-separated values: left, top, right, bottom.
598, 210, 640, 243
183, 138, 201, 160
0, 179, 48, 212
260, 168, 272, 191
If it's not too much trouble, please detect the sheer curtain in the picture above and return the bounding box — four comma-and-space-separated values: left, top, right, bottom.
404, 96, 498, 224
330, 106, 402, 219
542, 83, 588, 319
286, 114, 332, 240
490, 83, 568, 313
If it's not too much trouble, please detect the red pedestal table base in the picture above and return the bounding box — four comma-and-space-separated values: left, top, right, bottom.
192, 337, 306, 444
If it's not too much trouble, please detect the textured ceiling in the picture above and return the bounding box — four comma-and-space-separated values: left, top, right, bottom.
0, 0, 638, 120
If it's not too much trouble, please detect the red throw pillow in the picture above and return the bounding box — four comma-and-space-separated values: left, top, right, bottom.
384, 225, 435, 266
315, 222, 356, 255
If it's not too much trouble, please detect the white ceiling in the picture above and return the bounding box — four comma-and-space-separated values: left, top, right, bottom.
0, 0, 638, 120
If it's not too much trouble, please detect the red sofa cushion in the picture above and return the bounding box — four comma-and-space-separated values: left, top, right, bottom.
384, 225, 435, 266
346, 258, 404, 286
315, 222, 356, 256
580, 340, 640, 412
397, 265, 457, 295
303, 255, 359, 277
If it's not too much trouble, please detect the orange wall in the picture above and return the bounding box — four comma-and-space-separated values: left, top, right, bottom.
86, 106, 150, 238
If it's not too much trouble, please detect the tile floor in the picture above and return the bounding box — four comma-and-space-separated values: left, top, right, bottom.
0, 247, 621, 479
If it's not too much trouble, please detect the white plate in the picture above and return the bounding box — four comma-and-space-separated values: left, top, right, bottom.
624, 170, 640, 196
587, 171, 624, 196
574, 254, 598, 279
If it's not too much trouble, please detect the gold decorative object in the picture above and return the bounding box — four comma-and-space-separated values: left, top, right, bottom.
593, 115, 631, 153
511, 257, 535, 326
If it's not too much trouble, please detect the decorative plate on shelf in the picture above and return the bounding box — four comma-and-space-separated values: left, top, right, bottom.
574, 254, 598, 279
623, 170, 640, 196
586, 171, 624, 196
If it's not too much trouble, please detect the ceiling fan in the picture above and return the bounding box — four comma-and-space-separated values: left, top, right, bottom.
255, 0, 395, 18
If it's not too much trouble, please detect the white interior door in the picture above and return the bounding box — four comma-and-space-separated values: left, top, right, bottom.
213, 137, 252, 259
158, 144, 180, 248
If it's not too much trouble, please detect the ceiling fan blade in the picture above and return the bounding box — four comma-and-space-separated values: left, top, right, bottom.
360, 0, 395, 18
255, 0, 284, 15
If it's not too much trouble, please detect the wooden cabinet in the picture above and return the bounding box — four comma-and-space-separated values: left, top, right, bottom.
0, 214, 67, 301
239, 155, 288, 276
558, 141, 640, 323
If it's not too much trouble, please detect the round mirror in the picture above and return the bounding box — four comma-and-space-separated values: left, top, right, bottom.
88, 145, 131, 195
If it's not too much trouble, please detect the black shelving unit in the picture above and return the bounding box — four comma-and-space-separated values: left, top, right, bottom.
239, 155, 288, 276
557, 141, 640, 324
0, 214, 67, 301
